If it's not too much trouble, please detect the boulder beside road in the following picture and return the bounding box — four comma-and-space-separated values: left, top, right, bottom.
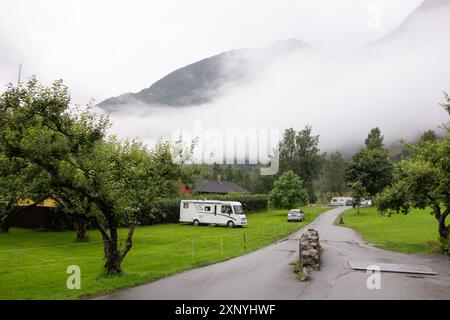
298, 229, 321, 280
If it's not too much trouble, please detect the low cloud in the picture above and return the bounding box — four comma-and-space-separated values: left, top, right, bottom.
104, 2, 450, 161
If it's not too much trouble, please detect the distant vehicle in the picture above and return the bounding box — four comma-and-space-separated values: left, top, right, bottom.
287, 209, 305, 222
330, 197, 353, 206
179, 200, 247, 228
361, 199, 373, 206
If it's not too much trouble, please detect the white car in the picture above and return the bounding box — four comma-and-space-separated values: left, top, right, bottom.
361, 199, 373, 206
287, 209, 305, 222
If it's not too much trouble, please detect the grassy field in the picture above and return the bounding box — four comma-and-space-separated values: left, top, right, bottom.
0, 206, 329, 300
341, 206, 439, 253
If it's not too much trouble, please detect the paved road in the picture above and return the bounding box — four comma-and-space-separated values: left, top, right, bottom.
96, 207, 450, 300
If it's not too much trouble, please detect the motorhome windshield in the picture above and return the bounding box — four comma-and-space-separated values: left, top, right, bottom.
233, 205, 244, 215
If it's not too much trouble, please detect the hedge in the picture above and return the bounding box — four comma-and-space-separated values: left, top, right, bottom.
18, 194, 269, 229
193, 193, 268, 213
135, 198, 181, 226
134, 194, 268, 226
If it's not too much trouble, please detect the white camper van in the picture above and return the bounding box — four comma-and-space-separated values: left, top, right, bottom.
179, 200, 247, 228
330, 197, 353, 206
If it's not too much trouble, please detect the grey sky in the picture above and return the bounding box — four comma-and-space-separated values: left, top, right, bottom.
0, 0, 424, 105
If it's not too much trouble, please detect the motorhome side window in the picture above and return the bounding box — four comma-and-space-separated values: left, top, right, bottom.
221, 205, 232, 214
183, 202, 189, 209
204, 206, 211, 212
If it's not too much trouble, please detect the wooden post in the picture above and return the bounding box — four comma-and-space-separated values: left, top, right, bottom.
243, 233, 246, 251
191, 238, 194, 265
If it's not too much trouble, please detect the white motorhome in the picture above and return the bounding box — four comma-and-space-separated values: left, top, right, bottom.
330, 197, 353, 206
179, 200, 247, 228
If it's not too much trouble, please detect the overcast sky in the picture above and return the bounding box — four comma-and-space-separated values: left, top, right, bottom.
0, 0, 424, 105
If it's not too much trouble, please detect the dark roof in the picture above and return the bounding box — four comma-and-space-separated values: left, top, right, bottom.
194, 180, 251, 194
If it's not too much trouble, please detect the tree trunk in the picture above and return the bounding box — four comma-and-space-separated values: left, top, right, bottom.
74, 216, 87, 242
437, 206, 449, 239
95, 221, 122, 275
103, 237, 123, 275
0, 218, 10, 232
102, 223, 136, 275
0, 203, 15, 233
92, 198, 137, 275
438, 223, 448, 239
438, 216, 449, 239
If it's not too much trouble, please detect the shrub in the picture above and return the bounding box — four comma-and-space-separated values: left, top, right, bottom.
269, 171, 308, 209
439, 237, 450, 257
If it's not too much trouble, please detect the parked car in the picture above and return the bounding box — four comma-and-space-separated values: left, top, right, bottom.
360, 199, 373, 206
330, 197, 353, 206
287, 209, 305, 222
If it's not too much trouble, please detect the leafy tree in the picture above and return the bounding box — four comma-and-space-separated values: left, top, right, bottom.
0, 78, 180, 274
279, 126, 324, 197
349, 181, 366, 213
376, 94, 450, 240
345, 148, 393, 197
442, 92, 450, 115
345, 128, 393, 197
72, 137, 180, 273
321, 151, 346, 195
170, 137, 212, 191
420, 130, 438, 143
269, 171, 308, 209
246, 167, 276, 194
223, 164, 235, 182
365, 127, 384, 150
212, 163, 223, 180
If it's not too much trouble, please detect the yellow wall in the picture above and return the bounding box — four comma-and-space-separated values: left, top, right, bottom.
17, 197, 58, 208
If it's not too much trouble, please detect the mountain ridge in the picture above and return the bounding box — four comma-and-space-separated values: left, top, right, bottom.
366, 0, 450, 47
98, 0, 450, 113
97, 39, 313, 112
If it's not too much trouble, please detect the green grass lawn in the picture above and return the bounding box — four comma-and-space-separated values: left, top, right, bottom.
341, 206, 440, 253
0, 206, 328, 300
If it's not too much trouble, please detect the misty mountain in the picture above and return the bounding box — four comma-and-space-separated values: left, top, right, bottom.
103, 0, 450, 158
97, 39, 313, 112
367, 0, 450, 47
99, 0, 450, 114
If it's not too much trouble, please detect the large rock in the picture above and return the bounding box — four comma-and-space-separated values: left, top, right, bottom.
299, 229, 321, 271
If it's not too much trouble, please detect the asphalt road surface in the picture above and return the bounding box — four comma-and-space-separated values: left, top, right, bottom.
96, 207, 450, 300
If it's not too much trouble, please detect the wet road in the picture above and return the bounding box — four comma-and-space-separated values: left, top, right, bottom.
96, 207, 450, 300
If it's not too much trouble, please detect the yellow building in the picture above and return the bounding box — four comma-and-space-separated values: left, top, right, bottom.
17, 197, 58, 208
